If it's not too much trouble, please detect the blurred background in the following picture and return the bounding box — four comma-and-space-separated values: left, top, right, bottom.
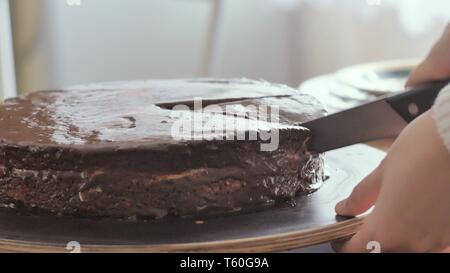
1, 0, 450, 99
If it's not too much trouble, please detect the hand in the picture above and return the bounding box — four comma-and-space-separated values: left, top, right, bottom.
335, 111, 450, 252
406, 23, 450, 87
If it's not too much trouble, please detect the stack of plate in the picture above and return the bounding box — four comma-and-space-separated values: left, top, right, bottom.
299, 59, 419, 113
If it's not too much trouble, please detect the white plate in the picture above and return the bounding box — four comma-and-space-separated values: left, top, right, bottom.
299, 74, 374, 113
336, 59, 420, 95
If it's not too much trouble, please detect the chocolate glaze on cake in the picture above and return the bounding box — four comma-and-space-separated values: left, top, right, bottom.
0, 79, 327, 219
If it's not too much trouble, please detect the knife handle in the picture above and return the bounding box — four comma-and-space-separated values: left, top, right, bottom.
386, 80, 450, 123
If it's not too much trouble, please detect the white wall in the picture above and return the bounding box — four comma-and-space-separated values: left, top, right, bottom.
0, 0, 16, 99
42, 0, 211, 89
11, 0, 450, 93
290, 0, 447, 80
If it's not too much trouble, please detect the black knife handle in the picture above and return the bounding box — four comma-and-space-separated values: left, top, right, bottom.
386, 80, 450, 123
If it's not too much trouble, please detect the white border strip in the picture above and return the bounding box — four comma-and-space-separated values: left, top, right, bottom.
0, 0, 17, 99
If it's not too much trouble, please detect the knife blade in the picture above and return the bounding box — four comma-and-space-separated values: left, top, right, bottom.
302, 80, 450, 153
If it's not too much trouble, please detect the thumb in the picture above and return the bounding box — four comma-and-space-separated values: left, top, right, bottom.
405, 61, 433, 87
335, 163, 383, 217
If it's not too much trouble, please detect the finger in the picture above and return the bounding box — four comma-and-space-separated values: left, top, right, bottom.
339, 221, 376, 253
342, 218, 445, 253
335, 164, 382, 216
405, 61, 433, 87
442, 247, 450, 253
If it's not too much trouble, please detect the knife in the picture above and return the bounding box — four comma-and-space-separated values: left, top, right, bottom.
302, 80, 450, 153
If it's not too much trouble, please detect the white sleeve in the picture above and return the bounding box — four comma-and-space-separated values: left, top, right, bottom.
433, 83, 450, 153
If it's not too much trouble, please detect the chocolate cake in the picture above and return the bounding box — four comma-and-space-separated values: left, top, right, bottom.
0, 79, 327, 219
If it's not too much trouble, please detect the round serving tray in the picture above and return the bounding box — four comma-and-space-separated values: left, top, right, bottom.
0, 144, 384, 253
